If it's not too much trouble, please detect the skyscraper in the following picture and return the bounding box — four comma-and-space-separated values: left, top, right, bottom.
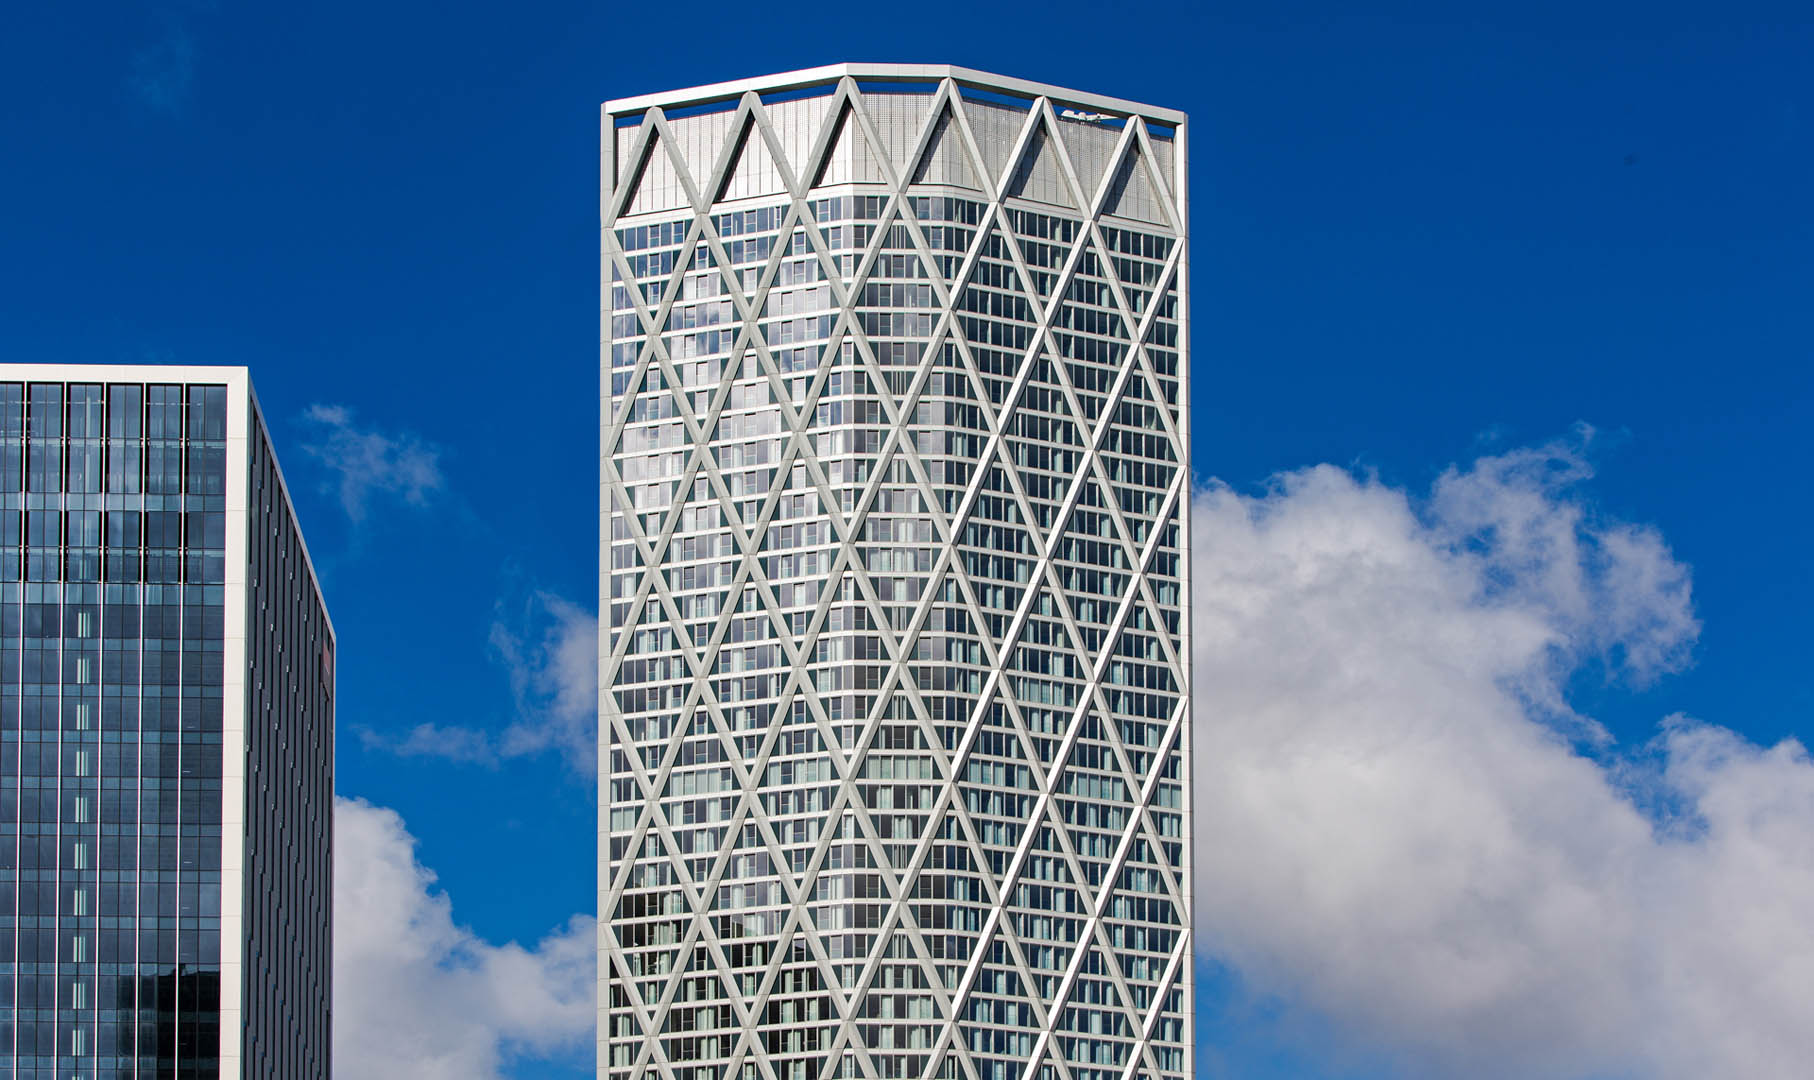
601, 65, 1189, 1080
0, 366, 334, 1078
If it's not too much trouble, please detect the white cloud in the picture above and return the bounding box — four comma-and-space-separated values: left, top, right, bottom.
356, 721, 502, 767
365, 591, 599, 773
1190, 436, 1814, 1079
300, 404, 444, 523
330, 433, 1812, 1078
491, 591, 601, 773
333, 798, 594, 1078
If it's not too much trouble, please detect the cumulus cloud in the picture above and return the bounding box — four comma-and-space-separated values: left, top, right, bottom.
330, 431, 1810, 1078
491, 591, 601, 772
366, 592, 598, 773
1190, 436, 1814, 1079
334, 798, 594, 1078
300, 404, 444, 523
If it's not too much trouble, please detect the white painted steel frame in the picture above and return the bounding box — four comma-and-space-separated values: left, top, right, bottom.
600, 67, 1191, 1080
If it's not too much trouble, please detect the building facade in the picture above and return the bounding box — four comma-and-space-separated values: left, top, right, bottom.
601, 65, 1190, 1080
0, 366, 333, 1078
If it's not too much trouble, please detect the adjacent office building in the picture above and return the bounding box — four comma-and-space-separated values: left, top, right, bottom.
0, 366, 333, 1077
600, 66, 1190, 1080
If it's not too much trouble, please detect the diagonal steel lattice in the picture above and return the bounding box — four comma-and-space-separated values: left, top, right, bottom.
600, 66, 1192, 1080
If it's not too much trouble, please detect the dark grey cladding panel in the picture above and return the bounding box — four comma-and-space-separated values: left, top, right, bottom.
239, 404, 334, 1079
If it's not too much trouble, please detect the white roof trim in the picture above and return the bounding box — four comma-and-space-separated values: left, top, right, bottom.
603, 62, 1186, 127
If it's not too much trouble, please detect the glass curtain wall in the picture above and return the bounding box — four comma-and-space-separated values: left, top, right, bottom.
0, 380, 228, 1079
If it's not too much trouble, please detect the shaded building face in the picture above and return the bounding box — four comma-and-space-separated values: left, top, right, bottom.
601, 67, 1191, 1080
0, 372, 332, 1079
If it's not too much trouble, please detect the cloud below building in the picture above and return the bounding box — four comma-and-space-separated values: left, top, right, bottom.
1190, 435, 1814, 1078
332, 798, 595, 1079
330, 433, 1813, 1079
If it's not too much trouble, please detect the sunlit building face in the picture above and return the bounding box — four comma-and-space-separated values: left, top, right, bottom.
0, 367, 333, 1079
601, 65, 1192, 1080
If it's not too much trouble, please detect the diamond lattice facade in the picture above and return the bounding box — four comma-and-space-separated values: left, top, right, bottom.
0, 365, 334, 1078
600, 64, 1190, 1080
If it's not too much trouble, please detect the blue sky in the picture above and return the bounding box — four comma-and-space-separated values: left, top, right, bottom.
2, 2, 1810, 1077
